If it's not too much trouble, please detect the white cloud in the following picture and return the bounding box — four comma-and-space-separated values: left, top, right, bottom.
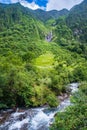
0, 0, 84, 11
0, 0, 41, 10
11, 0, 19, 3
20, 0, 40, 10
46, 0, 83, 11
0, 0, 19, 4
10, 0, 45, 10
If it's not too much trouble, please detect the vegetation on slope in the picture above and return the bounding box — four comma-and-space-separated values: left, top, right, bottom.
66, 0, 87, 43
50, 82, 87, 130
0, 0, 87, 116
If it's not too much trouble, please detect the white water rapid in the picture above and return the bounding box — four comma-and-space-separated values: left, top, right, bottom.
0, 83, 79, 130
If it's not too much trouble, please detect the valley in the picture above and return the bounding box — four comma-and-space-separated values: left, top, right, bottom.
0, 0, 87, 130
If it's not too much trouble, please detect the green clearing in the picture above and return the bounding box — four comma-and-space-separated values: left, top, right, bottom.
34, 51, 54, 68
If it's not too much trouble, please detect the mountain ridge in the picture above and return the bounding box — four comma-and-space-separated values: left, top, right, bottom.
0, 2, 69, 22
66, 0, 87, 42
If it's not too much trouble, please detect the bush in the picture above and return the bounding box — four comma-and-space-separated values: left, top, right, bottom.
50, 83, 87, 130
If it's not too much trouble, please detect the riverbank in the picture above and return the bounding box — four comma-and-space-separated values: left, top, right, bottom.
0, 83, 79, 130
51, 82, 87, 130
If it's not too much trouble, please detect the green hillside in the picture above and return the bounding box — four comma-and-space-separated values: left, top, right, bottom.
51, 0, 87, 59
66, 0, 87, 43
30, 8, 69, 22
0, 0, 87, 115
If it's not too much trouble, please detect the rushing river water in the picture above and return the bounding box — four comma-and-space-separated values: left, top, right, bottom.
0, 83, 79, 130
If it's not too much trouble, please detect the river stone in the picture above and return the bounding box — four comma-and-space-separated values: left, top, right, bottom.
20, 123, 28, 130
0, 113, 11, 124
37, 126, 49, 130
58, 93, 68, 101
18, 113, 27, 121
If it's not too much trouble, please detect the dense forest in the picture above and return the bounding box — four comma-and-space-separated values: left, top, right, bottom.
0, 0, 87, 129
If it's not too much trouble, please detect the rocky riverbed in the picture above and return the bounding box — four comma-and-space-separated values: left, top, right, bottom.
0, 83, 79, 130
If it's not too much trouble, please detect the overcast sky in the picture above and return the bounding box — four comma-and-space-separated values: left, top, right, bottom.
0, 0, 84, 11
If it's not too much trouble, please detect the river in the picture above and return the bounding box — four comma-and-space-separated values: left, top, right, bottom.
0, 83, 79, 130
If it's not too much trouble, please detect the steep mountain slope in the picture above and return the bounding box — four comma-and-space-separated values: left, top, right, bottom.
52, 0, 87, 58
0, 3, 49, 41
66, 0, 87, 42
0, 2, 69, 24
30, 8, 69, 22
0, 3, 71, 108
